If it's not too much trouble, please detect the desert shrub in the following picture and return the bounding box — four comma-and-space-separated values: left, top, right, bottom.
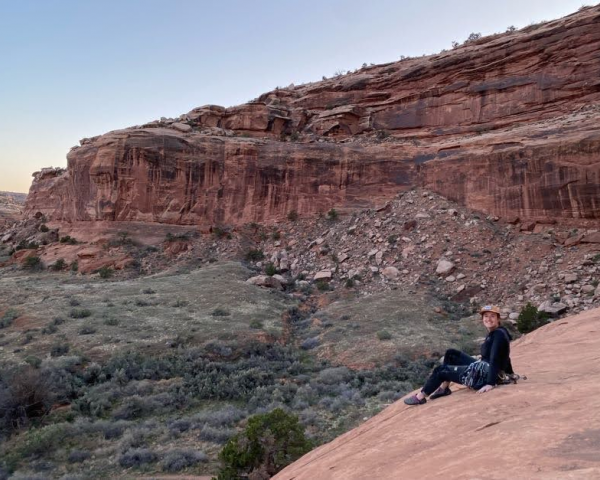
215, 408, 311, 479
250, 319, 263, 329
172, 299, 189, 308
67, 450, 90, 463
167, 418, 192, 435
103, 317, 119, 326
142, 288, 155, 295
0, 367, 55, 433
0, 309, 19, 329
345, 278, 355, 288
327, 208, 338, 221
101, 421, 130, 440
23, 256, 43, 271
192, 406, 246, 427
317, 367, 351, 385
287, 210, 299, 222
59, 236, 78, 245
70, 260, 78, 272
118, 448, 157, 468
517, 303, 549, 334
387, 234, 398, 244
39, 224, 49, 233
134, 299, 149, 307
245, 249, 265, 261
49, 343, 70, 357
112, 395, 157, 420
300, 337, 320, 350
15, 240, 39, 251
212, 226, 232, 240
264, 263, 277, 276
271, 231, 281, 241
69, 308, 92, 319
50, 259, 66, 271
24, 356, 42, 369
199, 425, 236, 444
97, 266, 113, 279
69, 298, 81, 307
377, 330, 392, 340
315, 280, 330, 291
161, 449, 208, 472
212, 308, 231, 317
78, 325, 96, 335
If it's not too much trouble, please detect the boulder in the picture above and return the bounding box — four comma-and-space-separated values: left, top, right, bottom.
564, 273, 578, 283
171, 122, 192, 133
246, 275, 283, 290
314, 270, 332, 281
436, 259, 455, 275
538, 301, 568, 316
381, 267, 400, 280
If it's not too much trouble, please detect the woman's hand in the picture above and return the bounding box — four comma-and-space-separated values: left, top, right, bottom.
477, 385, 494, 394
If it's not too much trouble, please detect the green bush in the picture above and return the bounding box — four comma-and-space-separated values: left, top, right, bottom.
60, 236, 78, 245
315, 280, 330, 291
215, 408, 311, 479
97, 266, 114, 279
50, 258, 66, 271
327, 208, 338, 221
377, 330, 392, 341
23, 255, 43, 271
212, 308, 231, 317
516, 303, 549, 334
287, 210, 299, 222
245, 249, 265, 261
250, 320, 264, 329
0, 309, 19, 329
265, 263, 277, 276
70, 260, 79, 272
39, 224, 49, 233
69, 308, 92, 319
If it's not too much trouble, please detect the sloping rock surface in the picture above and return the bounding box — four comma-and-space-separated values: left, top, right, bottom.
24, 6, 600, 226
274, 307, 600, 480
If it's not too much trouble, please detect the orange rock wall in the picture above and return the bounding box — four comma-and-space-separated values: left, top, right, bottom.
25, 6, 600, 225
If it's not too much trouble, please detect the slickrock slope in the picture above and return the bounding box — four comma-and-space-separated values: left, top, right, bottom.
24, 6, 600, 226
275, 307, 600, 480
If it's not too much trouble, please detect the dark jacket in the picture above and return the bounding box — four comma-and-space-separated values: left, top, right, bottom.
480, 326, 514, 385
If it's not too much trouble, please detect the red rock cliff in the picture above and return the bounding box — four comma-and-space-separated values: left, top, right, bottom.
25, 6, 600, 226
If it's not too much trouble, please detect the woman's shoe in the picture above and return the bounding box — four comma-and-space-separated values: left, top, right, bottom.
429, 387, 452, 400
404, 395, 427, 405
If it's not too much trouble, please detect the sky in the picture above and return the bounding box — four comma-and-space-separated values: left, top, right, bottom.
0, 0, 593, 193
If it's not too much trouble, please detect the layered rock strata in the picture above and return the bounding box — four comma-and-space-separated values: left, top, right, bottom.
25, 6, 600, 226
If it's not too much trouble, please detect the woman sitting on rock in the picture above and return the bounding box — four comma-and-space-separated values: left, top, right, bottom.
404, 305, 514, 405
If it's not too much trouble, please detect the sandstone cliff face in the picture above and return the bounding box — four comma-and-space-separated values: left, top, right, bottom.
274, 307, 600, 480
25, 6, 600, 225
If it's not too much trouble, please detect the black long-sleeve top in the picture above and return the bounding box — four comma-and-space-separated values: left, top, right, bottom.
480, 326, 514, 385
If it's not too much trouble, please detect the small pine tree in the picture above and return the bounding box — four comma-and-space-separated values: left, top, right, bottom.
215, 408, 311, 479
517, 302, 549, 334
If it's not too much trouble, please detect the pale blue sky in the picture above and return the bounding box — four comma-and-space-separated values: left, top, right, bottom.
0, 0, 592, 192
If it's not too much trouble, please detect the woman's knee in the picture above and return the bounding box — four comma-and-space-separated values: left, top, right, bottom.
443, 349, 461, 363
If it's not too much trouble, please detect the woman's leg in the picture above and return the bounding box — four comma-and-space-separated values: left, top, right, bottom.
419, 364, 469, 397
443, 348, 477, 366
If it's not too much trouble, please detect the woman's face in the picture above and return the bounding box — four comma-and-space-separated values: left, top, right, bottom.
482, 311, 500, 331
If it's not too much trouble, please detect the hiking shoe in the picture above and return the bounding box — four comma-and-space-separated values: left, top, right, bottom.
404, 395, 427, 406
429, 387, 452, 400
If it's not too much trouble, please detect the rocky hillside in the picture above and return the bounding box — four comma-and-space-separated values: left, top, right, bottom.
274, 307, 600, 480
0, 192, 26, 228
24, 5, 600, 226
